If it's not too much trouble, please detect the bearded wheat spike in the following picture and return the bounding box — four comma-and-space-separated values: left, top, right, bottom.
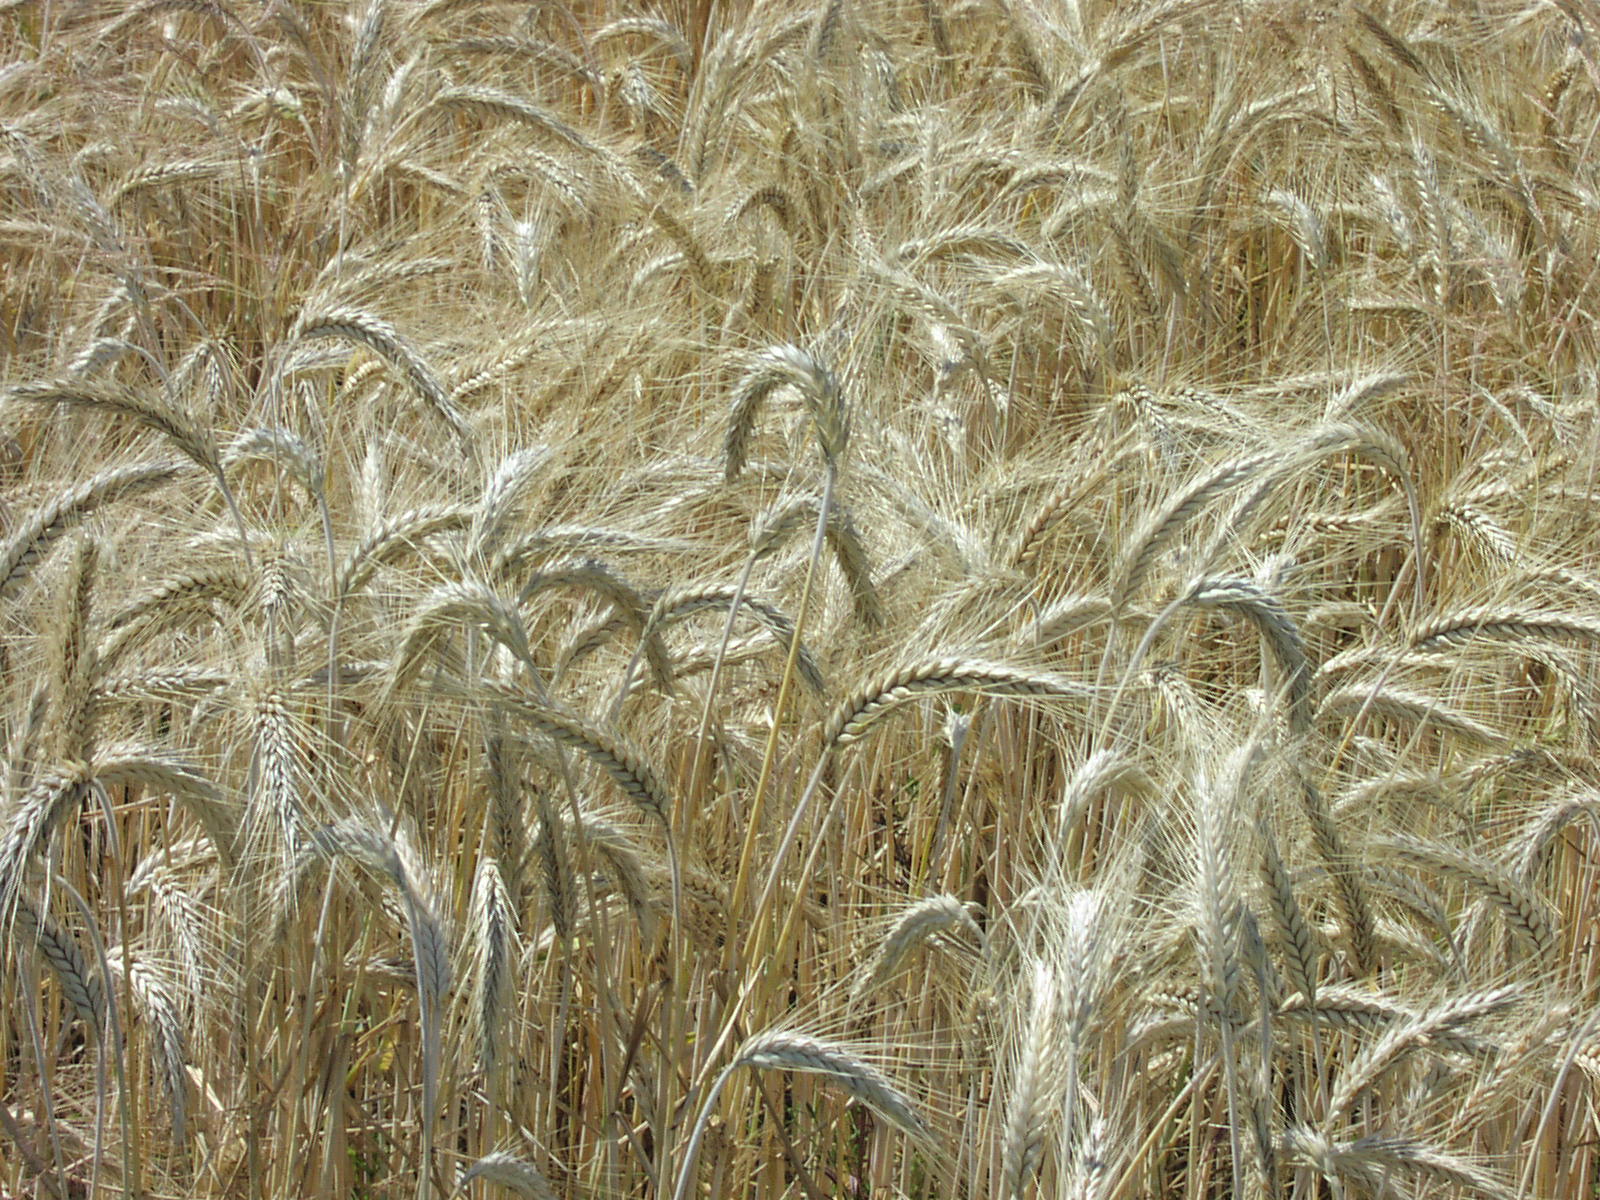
224, 426, 324, 497
297, 306, 473, 453
1379, 835, 1555, 956
338, 505, 472, 598
1186, 578, 1312, 731
6, 380, 219, 473
478, 680, 672, 823
827, 658, 1092, 748
106, 949, 189, 1149
734, 1030, 929, 1140
0, 766, 95, 919
724, 344, 849, 480
646, 582, 825, 695
850, 893, 982, 1004
1327, 985, 1521, 1120
453, 1151, 557, 1199
1258, 819, 1321, 1004
1002, 962, 1062, 1200
1412, 607, 1600, 651
470, 856, 517, 1080
1115, 451, 1276, 608
0, 462, 186, 603
11, 893, 107, 1032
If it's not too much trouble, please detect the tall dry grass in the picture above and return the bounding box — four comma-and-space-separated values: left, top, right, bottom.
2, 1, 1599, 1198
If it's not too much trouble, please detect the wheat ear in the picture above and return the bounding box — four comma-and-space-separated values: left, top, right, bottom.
642, 582, 826, 696
105, 950, 189, 1151
453, 1151, 558, 1199
477, 680, 673, 824
723, 343, 849, 480
11, 892, 108, 1032
1186, 578, 1312, 731
1001, 961, 1061, 1200
313, 819, 451, 1188
6, 380, 219, 472
826, 658, 1092, 749
337, 505, 472, 599
1258, 818, 1321, 1005
673, 1028, 928, 1200
850, 893, 982, 1004
0, 766, 95, 919
1113, 450, 1275, 609
297, 306, 474, 455
388, 580, 537, 695
1412, 607, 1600, 651
1326, 985, 1520, 1120
469, 446, 552, 556
732, 1030, 929, 1137
0, 461, 185, 603
1297, 776, 1377, 977
1316, 684, 1508, 747
752, 495, 883, 626
1377, 835, 1555, 956
469, 855, 518, 1082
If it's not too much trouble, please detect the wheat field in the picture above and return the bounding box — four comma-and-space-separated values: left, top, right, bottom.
1, 1, 1598, 1198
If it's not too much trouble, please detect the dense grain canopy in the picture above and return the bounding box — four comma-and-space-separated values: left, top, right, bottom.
0, 3, 1596, 1199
